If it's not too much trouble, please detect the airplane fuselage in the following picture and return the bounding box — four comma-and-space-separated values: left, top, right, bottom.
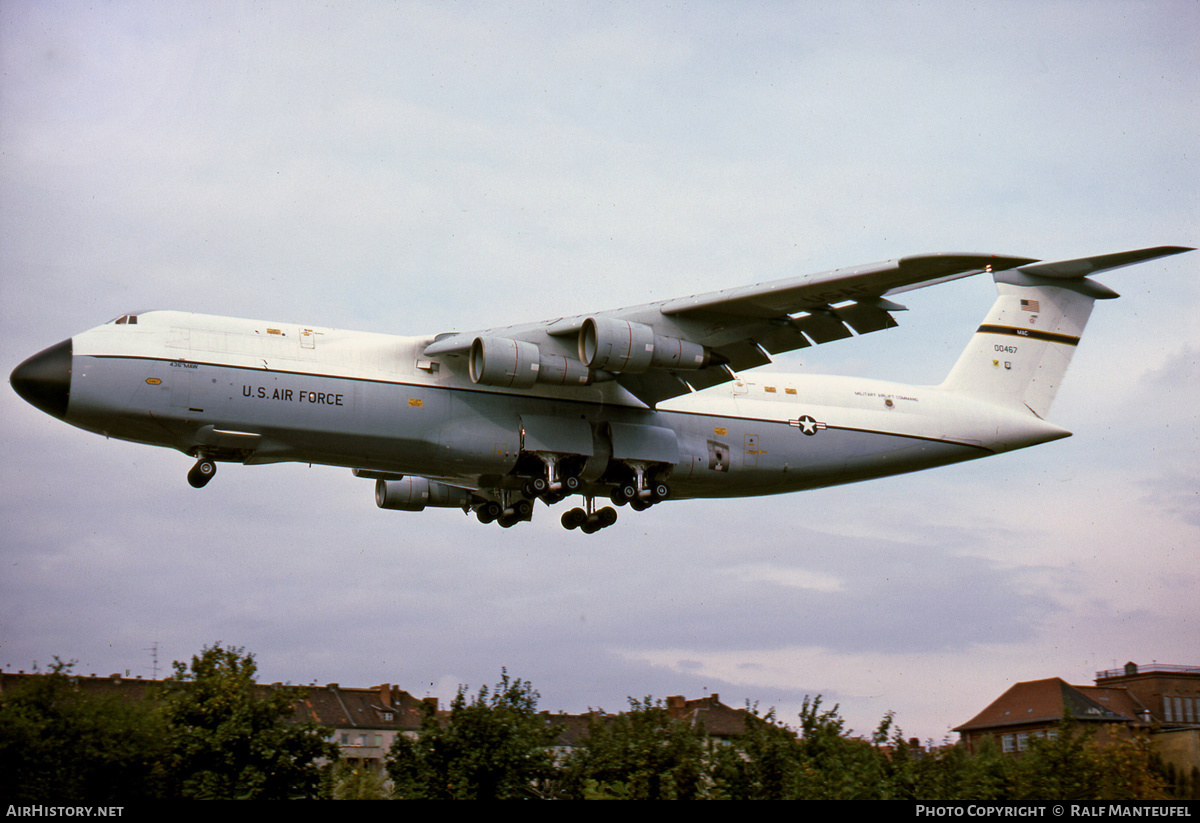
50, 310, 1067, 503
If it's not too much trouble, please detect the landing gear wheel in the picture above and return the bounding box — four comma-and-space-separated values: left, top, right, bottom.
561, 507, 587, 530
188, 458, 216, 489
477, 501, 502, 524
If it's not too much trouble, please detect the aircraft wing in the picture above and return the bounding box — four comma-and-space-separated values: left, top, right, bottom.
421, 248, 1185, 407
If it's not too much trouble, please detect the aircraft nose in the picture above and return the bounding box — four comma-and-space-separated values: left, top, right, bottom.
11, 339, 73, 420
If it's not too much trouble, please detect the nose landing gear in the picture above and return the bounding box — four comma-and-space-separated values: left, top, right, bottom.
187, 457, 216, 488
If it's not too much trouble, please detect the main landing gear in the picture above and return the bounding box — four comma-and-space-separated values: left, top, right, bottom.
520, 453, 582, 505
473, 493, 534, 528
187, 457, 216, 488
561, 498, 618, 534
608, 461, 670, 512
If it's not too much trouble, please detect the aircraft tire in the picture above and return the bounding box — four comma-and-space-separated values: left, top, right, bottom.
188, 459, 216, 489
513, 499, 534, 521
561, 507, 587, 530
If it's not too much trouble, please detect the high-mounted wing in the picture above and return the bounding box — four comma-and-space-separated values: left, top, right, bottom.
422, 248, 1188, 407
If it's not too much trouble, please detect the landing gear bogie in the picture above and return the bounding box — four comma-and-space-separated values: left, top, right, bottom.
561, 500, 617, 533
477, 494, 534, 528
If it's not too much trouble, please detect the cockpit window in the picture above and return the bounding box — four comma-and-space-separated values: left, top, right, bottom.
112, 315, 138, 325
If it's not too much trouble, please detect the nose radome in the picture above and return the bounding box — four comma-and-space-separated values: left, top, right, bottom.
11, 339, 72, 420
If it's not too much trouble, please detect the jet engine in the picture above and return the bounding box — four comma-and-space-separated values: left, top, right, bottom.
469, 336, 597, 388
578, 317, 709, 373
375, 477, 472, 511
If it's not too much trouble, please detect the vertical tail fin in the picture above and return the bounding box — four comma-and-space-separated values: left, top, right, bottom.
940, 247, 1191, 418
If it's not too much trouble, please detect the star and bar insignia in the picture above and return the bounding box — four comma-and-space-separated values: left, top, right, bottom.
789, 414, 827, 436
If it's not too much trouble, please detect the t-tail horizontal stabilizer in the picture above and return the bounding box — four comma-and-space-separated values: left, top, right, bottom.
941, 246, 1192, 419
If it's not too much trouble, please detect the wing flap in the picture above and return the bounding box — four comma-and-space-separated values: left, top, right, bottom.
755, 323, 813, 356
713, 340, 773, 372
835, 299, 903, 335
614, 371, 695, 408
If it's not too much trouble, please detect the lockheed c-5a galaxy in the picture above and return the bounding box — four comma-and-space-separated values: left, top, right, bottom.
11, 246, 1191, 534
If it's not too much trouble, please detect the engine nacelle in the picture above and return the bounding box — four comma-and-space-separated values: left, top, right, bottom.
375, 477, 472, 511
578, 317, 709, 373
535, 352, 597, 386
469, 336, 600, 388
470, 337, 540, 388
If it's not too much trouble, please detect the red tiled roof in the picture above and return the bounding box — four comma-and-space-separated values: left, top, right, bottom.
954, 677, 1139, 732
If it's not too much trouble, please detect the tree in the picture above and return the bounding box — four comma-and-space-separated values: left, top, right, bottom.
157, 643, 336, 799
326, 760, 391, 800
0, 659, 168, 801
561, 697, 708, 800
385, 670, 559, 799
790, 695, 891, 799
707, 704, 803, 800
1007, 721, 1168, 802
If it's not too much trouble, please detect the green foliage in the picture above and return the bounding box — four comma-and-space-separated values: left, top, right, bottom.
4, 659, 1176, 802
561, 697, 708, 799
384, 670, 559, 799
0, 659, 168, 802
327, 760, 392, 800
157, 643, 336, 799
707, 704, 802, 800
790, 695, 890, 799
1007, 721, 1168, 802
1090, 731, 1169, 800
1008, 719, 1102, 801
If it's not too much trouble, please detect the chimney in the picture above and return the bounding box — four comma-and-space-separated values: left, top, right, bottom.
379, 683, 392, 708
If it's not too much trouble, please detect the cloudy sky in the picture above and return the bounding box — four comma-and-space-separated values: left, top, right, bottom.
2, 1, 1196, 743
